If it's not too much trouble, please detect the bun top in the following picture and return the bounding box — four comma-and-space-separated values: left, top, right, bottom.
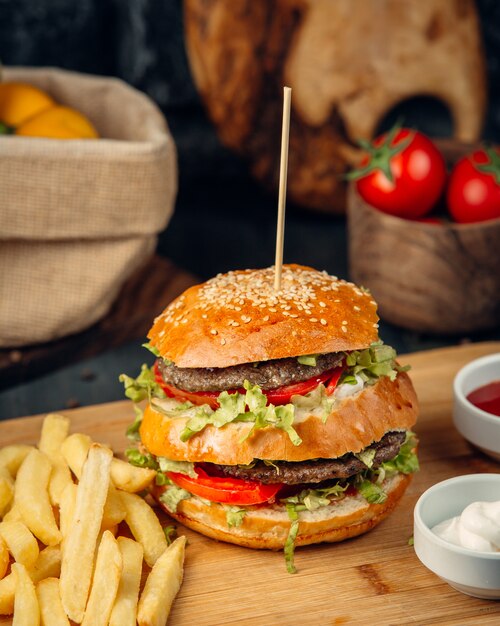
148, 264, 379, 368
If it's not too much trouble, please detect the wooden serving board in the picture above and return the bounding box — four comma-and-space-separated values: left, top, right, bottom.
1, 342, 500, 625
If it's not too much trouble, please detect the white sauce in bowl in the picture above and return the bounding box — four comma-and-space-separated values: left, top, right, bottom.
432, 501, 500, 553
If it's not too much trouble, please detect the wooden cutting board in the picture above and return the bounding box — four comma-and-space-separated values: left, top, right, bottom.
1, 341, 500, 625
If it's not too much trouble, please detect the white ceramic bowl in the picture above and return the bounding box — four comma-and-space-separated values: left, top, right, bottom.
414, 474, 500, 599
453, 353, 500, 462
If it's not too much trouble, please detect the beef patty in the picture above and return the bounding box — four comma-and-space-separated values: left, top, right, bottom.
207, 431, 406, 484
157, 352, 343, 392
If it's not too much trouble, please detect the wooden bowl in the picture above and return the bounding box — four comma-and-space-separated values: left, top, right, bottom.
347, 185, 500, 335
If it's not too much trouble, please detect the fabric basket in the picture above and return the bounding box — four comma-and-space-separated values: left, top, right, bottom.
0, 66, 177, 347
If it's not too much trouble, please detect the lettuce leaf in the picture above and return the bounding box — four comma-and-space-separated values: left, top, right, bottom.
157, 458, 197, 478
223, 505, 246, 528
159, 486, 191, 513
281, 483, 347, 512
284, 503, 299, 574
119, 364, 165, 403
163, 525, 178, 545
357, 430, 419, 500
356, 478, 387, 504
377, 431, 419, 476
142, 341, 161, 357
342, 342, 409, 386
180, 381, 302, 447
290, 383, 334, 423
125, 448, 159, 470
126, 405, 144, 441
297, 354, 318, 366
354, 447, 376, 468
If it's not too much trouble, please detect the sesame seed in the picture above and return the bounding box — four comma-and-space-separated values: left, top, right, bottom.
373, 323, 379, 328
341, 325, 347, 332
320, 318, 327, 325
241, 315, 252, 323
310, 318, 318, 323
210, 329, 218, 335
161, 266, 369, 328
342, 320, 347, 325
354, 306, 360, 311
221, 338, 226, 345
263, 315, 270, 321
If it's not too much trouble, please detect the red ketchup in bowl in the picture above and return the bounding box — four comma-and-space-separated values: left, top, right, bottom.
467, 380, 500, 417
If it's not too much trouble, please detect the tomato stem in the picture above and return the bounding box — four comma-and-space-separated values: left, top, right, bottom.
346, 120, 412, 184
475, 146, 500, 186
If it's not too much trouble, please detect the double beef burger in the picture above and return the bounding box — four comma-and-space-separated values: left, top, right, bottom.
123, 264, 419, 572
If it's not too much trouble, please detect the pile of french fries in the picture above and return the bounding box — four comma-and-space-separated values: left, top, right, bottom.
0, 414, 186, 625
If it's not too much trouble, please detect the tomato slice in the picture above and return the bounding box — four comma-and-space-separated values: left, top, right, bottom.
167, 467, 283, 505
154, 361, 343, 408
325, 367, 343, 395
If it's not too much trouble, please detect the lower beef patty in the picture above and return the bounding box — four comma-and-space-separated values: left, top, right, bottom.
157, 352, 343, 392
207, 431, 406, 484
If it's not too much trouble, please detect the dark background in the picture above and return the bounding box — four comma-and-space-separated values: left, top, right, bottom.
1, 0, 499, 418
2, 0, 500, 280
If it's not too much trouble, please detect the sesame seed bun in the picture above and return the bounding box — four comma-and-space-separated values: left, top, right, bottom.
147, 264, 379, 368
154, 472, 412, 550
140, 372, 418, 465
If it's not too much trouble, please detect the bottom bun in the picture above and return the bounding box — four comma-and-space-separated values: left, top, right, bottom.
154, 473, 412, 550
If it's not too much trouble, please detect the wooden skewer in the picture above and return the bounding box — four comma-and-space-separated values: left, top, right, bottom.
274, 86, 292, 292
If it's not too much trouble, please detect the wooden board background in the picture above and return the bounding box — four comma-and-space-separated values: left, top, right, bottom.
1, 341, 500, 625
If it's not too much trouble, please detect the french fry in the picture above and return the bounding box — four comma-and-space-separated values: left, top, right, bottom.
81, 530, 122, 626
0, 466, 14, 517
109, 537, 144, 626
14, 449, 61, 546
120, 491, 168, 567
0, 572, 15, 615
61, 432, 155, 492
60, 433, 92, 479
60, 443, 112, 623
110, 457, 156, 493
58, 483, 77, 540
102, 483, 126, 530
29, 546, 61, 585
0, 536, 8, 580
38, 414, 70, 454
2, 505, 22, 523
0, 445, 33, 477
0, 521, 39, 570
48, 463, 73, 508
38, 414, 73, 506
137, 536, 186, 626
12, 562, 40, 626
36, 578, 70, 626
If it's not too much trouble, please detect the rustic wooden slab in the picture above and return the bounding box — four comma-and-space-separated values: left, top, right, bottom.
1, 341, 499, 625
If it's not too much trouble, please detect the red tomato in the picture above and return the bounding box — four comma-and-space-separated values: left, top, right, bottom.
352, 126, 446, 219
154, 361, 343, 409
447, 148, 500, 223
264, 367, 341, 404
166, 466, 283, 505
